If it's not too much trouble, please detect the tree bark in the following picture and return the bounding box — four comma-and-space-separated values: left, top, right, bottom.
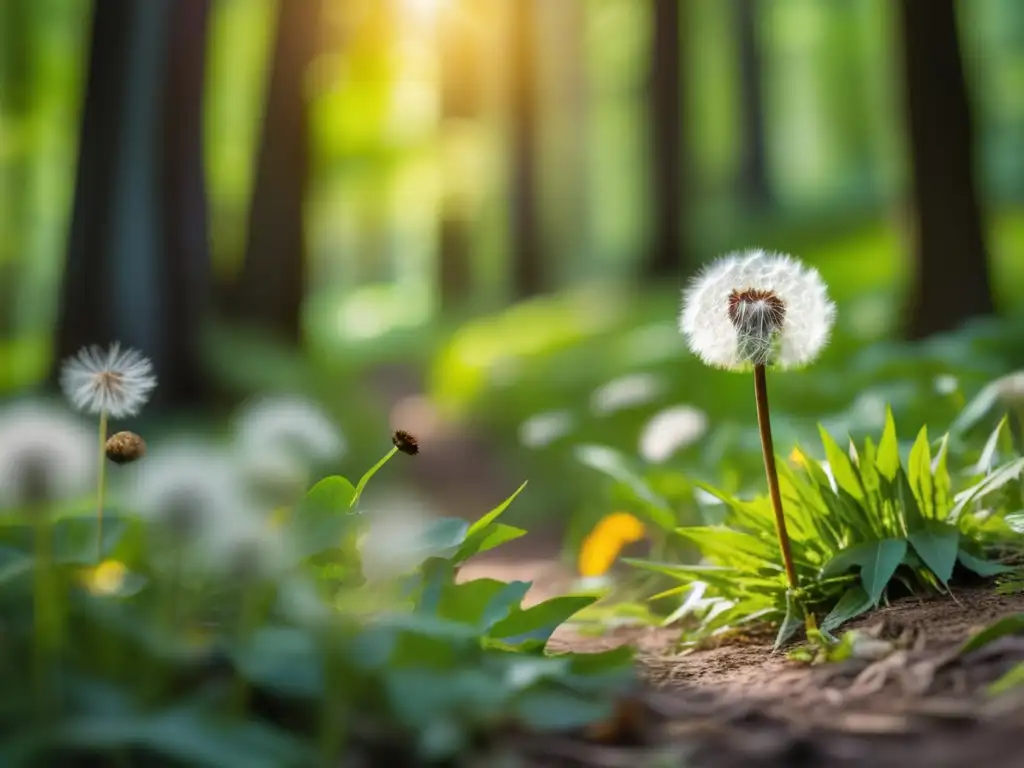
55, 0, 214, 410
222, 0, 321, 344
507, 0, 545, 299
644, 0, 691, 280
734, 0, 770, 210
897, 0, 994, 339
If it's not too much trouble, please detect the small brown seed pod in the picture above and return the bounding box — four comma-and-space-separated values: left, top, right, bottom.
105, 431, 147, 465
391, 429, 419, 456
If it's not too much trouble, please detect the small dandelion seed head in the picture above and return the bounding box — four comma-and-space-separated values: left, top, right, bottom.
60, 342, 157, 418
679, 250, 835, 372
105, 431, 147, 465
392, 430, 419, 456
0, 400, 95, 508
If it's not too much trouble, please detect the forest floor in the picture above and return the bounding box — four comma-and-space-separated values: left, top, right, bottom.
461, 555, 1024, 768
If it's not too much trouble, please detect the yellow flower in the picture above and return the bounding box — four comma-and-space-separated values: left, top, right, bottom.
81, 559, 128, 596
789, 447, 808, 468
578, 512, 646, 578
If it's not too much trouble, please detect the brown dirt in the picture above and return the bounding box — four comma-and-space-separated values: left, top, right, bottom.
466, 555, 1024, 767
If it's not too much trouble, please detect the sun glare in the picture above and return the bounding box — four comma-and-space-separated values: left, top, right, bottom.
403, 0, 444, 22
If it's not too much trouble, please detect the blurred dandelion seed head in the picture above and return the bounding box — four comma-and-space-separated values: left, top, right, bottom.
232, 394, 346, 469
679, 250, 835, 371
518, 410, 573, 448
638, 405, 708, 463
59, 342, 157, 418
590, 372, 664, 415
0, 400, 95, 507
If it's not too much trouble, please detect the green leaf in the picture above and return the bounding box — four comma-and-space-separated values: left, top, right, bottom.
896, 467, 926, 532
988, 662, 1024, 695
821, 539, 907, 606
1005, 513, 1024, 534
874, 407, 901, 481
821, 585, 874, 633
950, 457, 1024, 522
453, 524, 526, 564
414, 517, 471, 561
907, 426, 934, 518
293, 476, 358, 558
574, 444, 675, 530
674, 526, 781, 573
464, 481, 528, 540
488, 595, 597, 647
951, 380, 1000, 436
436, 578, 531, 631
907, 524, 960, 584
957, 548, 1011, 577
773, 592, 804, 650
960, 613, 1024, 655
512, 690, 614, 731
53, 514, 129, 564
819, 426, 864, 501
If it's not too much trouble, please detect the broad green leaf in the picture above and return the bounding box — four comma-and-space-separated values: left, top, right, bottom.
907, 524, 960, 584
896, 468, 925, 532
488, 595, 597, 646
414, 517, 471, 561
951, 380, 1000, 436
875, 408, 901, 481
452, 524, 526, 564
512, 690, 614, 731
957, 548, 1011, 577
821, 539, 907, 606
436, 578, 531, 631
53, 514, 129, 564
574, 444, 675, 530
293, 476, 358, 558
232, 627, 322, 699
819, 426, 864, 501
960, 613, 1024, 654
931, 434, 952, 518
821, 585, 873, 633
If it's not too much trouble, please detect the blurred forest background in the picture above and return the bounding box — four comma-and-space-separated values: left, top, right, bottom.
2, 0, 1024, 545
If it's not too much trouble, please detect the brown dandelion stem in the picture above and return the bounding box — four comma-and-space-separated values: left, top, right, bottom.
753, 364, 799, 591
96, 410, 109, 563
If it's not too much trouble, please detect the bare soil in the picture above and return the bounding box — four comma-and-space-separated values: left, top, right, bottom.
468, 555, 1024, 768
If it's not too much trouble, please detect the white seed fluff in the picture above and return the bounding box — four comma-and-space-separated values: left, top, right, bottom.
0, 400, 96, 506
60, 342, 157, 418
679, 250, 835, 371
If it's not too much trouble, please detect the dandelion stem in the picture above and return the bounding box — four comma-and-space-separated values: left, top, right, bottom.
349, 446, 399, 509
753, 364, 799, 591
96, 409, 109, 563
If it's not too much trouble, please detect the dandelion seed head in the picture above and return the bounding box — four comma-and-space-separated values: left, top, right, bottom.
679, 250, 835, 371
0, 400, 95, 507
638, 405, 708, 464
60, 342, 157, 418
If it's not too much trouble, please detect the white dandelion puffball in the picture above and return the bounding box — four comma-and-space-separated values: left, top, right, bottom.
679, 250, 835, 371
232, 394, 345, 468
638, 405, 709, 464
129, 439, 248, 540
60, 342, 157, 418
0, 400, 95, 507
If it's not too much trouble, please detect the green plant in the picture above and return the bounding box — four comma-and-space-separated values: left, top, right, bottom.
626, 409, 1020, 648
0, 431, 635, 765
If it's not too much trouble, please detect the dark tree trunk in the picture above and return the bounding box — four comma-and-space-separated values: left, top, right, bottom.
644, 0, 690, 281
897, 0, 994, 339
438, 10, 477, 310
734, 0, 770, 210
222, 0, 321, 344
508, 0, 545, 299
55, 0, 214, 410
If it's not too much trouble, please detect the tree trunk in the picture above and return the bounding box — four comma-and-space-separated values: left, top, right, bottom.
438, 8, 477, 310
734, 0, 770, 210
897, 0, 994, 339
222, 0, 321, 345
644, 0, 690, 281
507, 0, 545, 299
55, 0, 214, 410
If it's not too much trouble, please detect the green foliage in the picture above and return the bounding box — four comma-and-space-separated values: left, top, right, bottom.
623, 409, 1020, 646
0, 449, 632, 765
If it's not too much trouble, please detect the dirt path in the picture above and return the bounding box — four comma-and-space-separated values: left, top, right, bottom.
467, 555, 1024, 767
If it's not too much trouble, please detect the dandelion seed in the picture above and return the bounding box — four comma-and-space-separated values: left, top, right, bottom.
679, 250, 835, 371
0, 400, 95, 508
60, 342, 157, 419
232, 394, 345, 468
